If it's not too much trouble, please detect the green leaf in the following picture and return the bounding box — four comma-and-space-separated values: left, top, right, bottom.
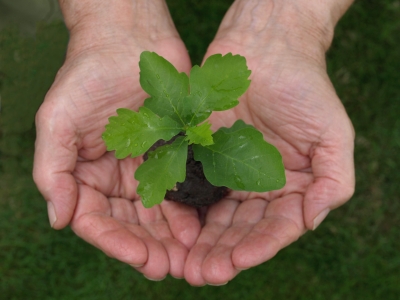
193, 120, 285, 192
185, 121, 214, 146
140, 51, 189, 126
135, 137, 188, 208
102, 107, 182, 159
185, 53, 251, 126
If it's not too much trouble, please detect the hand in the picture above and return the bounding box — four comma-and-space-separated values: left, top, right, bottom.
184, 0, 355, 286
33, 1, 200, 280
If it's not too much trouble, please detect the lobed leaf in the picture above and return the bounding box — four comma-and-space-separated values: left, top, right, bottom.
193, 120, 285, 192
185, 53, 251, 126
140, 51, 189, 126
102, 107, 182, 159
185, 121, 214, 146
135, 137, 188, 208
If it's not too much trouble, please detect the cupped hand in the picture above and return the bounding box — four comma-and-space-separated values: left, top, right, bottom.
33, 25, 200, 279
184, 4, 355, 285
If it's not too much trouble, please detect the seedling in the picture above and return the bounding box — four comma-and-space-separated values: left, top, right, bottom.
102, 51, 286, 208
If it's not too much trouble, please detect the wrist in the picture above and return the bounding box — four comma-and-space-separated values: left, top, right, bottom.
214, 0, 353, 61
59, 0, 136, 33
287, 0, 354, 50
59, 0, 178, 56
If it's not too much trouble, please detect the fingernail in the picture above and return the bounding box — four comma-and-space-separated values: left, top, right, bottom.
207, 281, 229, 286
312, 208, 330, 230
144, 275, 166, 282
47, 201, 57, 227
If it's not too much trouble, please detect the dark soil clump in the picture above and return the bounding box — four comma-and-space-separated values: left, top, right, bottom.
143, 135, 229, 207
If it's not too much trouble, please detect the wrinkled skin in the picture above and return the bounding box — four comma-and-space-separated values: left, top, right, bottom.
184, 38, 355, 285
33, 1, 355, 286
181, 2, 354, 284
34, 31, 198, 279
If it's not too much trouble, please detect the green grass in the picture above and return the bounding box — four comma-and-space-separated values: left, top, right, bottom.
1, 0, 400, 299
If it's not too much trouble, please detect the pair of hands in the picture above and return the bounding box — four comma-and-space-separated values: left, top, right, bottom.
33, 1, 355, 286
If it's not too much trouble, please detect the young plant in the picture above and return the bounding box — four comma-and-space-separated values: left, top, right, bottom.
102, 51, 286, 208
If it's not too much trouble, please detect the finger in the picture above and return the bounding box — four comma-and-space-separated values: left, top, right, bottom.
304, 130, 355, 230
200, 199, 267, 285
134, 202, 188, 279
154, 237, 188, 279
160, 200, 201, 249
133, 235, 170, 280
186, 169, 312, 285
70, 185, 149, 268
33, 104, 78, 229
103, 198, 173, 279
232, 193, 306, 269
184, 199, 239, 286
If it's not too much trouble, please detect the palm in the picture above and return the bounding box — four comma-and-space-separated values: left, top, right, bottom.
34, 36, 201, 279
184, 40, 355, 285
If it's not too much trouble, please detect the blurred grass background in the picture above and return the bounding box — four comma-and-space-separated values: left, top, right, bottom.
0, 0, 399, 299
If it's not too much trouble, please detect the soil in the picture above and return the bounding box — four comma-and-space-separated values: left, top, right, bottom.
143, 134, 229, 207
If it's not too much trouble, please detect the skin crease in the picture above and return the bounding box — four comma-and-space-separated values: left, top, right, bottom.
184, 1, 355, 285
33, 0, 355, 286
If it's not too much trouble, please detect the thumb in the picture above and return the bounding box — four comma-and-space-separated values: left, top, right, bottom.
33, 103, 79, 229
304, 139, 355, 230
